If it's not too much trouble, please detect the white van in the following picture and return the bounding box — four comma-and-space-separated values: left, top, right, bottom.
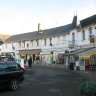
15, 58, 27, 69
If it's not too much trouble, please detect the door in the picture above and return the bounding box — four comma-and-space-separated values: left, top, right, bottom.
33, 54, 35, 63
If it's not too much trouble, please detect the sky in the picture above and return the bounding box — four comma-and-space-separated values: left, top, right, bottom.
0, 0, 96, 35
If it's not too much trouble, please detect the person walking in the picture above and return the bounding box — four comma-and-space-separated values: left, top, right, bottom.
24, 58, 27, 68
28, 57, 32, 68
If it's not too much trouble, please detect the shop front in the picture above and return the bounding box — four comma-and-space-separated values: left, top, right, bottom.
40, 51, 50, 65
40, 49, 66, 65
79, 49, 96, 70
19, 49, 41, 63
66, 47, 96, 70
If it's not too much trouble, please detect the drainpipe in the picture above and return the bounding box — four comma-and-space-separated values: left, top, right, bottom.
95, 27, 96, 46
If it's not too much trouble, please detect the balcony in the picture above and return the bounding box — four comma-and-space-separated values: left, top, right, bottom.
68, 40, 77, 49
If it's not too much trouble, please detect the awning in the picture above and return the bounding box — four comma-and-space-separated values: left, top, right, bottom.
79, 50, 96, 59
65, 47, 95, 56
19, 49, 41, 55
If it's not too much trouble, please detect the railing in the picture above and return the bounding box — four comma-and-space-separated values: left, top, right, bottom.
68, 40, 77, 49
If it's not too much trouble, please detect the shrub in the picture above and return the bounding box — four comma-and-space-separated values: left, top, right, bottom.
80, 80, 96, 96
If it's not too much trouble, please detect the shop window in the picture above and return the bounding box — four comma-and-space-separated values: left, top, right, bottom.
57, 54, 64, 64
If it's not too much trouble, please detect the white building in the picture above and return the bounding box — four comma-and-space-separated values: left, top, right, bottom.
1, 14, 96, 70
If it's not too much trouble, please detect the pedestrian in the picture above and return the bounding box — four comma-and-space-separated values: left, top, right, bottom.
24, 58, 27, 68
28, 57, 32, 68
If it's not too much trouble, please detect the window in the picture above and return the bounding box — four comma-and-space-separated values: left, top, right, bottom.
8, 63, 20, 71
82, 30, 85, 40
72, 33, 75, 44
6, 44, 7, 48
31, 40, 33, 46
19, 42, 21, 47
89, 27, 92, 35
36, 39, 39, 46
44, 38, 46, 46
23, 41, 25, 47
50, 38, 52, 46
0, 64, 8, 72
27, 43, 29, 47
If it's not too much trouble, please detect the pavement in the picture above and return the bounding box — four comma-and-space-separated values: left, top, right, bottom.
31, 63, 96, 81
70, 70, 96, 81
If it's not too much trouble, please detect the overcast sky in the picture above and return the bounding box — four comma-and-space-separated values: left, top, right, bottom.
0, 0, 96, 35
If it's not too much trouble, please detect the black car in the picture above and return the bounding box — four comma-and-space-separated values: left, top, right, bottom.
0, 61, 24, 91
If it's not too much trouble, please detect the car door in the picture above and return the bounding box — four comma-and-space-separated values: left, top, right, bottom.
0, 63, 9, 88
7, 63, 23, 80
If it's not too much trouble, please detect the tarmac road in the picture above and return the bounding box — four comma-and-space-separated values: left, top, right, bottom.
0, 64, 86, 96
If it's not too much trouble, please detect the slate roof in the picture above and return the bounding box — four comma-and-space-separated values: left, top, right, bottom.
5, 16, 77, 43
80, 14, 96, 28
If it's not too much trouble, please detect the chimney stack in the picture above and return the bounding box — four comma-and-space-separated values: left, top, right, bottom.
38, 23, 41, 31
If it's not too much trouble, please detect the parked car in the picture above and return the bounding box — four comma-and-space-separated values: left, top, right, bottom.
0, 61, 24, 91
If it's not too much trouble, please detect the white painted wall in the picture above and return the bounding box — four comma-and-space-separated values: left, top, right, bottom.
1, 24, 96, 62
77, 25, 96, 46
1, 43, 13, 52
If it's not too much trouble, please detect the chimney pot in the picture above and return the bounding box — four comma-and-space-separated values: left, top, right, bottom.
38, 23, 41, 31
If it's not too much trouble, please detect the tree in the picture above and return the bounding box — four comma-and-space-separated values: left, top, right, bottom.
0, 40, 3, 45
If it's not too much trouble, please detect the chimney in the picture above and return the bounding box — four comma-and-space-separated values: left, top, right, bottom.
38, 23, 41, 32
72, 15, 77, 27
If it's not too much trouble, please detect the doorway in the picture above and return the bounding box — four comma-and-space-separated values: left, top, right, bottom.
33, 54, 35, 63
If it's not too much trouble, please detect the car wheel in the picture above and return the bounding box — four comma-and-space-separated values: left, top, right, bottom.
9, 79, 19, 91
